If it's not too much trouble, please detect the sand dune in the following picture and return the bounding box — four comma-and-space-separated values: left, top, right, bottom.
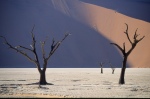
52, 0, 150, 67
0, 0, 149, 68
80, 3, 150, 68
0, 68, 150, 98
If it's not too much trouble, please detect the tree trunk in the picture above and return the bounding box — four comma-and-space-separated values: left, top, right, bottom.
39, 70, 47, 85
112, 69, 114, 74
101, 68, 103, 74
119, 56, 127, 84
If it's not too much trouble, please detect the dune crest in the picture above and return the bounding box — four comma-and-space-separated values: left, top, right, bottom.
52, 0, 150, 67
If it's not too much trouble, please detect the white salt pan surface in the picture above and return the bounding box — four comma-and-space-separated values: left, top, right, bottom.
0, 68, 150, 98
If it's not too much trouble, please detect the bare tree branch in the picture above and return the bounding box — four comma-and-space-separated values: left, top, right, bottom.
110, 23, 145, 84
123, 42, 126, 54
127, 28, 145, 56
137, 36, 145, 43
41, 41, 46, 60
124, 23, 132, 45
0, 26, 42, 73
100, 62, 105, 67
18, 45, 33, 52
29, 26, 41, 71
134, 28, 139, 40
51, 38, 55, 51
46, 32, 71, 61
41, 32, 71, 72
109, 61, 115, 68
1, 27, 71, 85
110, 43, 124, 54
41, 37, 49, 60
0, 36, 35, 63
108, 61, 115, 74
60, 32, 71, 42
30, 25, 36, 51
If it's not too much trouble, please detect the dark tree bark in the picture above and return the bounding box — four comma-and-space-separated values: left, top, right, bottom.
112, 69, 115, 74
0, 25, 71, 85
100, 62, 105, 74
39, 70, 47, 85
109, 61, 115, 74
101, 67, 103, 74
110, 23, 145, 84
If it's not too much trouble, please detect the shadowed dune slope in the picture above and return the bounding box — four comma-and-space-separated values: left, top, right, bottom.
0, 0, 122, 68
0, 0, 149, 68
73, 1, 150, 67
47, 0, 150, 68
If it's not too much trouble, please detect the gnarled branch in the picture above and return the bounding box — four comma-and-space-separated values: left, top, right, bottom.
0, 26, 42, 73
110, 23, 145, 84
111, 23, 145, 57
100, 62, 105, 67
133, 29, 145, 43
124, 23, 132, 45
29, 26, 41, 71
46, 32, 71, 61
110, 43, 124, 55
108, 61, 115, 74
17, 45, 33, 52
40, 36, 49, 60
137, 36, 145, 43
108, 61, 115, 69
0, 36, 35, 63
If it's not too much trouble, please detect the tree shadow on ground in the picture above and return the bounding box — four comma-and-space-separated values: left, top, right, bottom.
0, 81, 54, 90
26, 82, 54, 85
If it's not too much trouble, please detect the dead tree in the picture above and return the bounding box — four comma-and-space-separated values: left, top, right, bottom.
0, 25, 71, 85
108, 61, 115, 74
110, 23, 145, 84
100, 62, 105, 74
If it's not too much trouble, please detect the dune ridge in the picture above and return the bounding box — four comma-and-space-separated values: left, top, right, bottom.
52, 0, 150, 67
0, 0, 149, 68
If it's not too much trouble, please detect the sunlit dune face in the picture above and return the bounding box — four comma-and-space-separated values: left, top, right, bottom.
51, 0, 150, 68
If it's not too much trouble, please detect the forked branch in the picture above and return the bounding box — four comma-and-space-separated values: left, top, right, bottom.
124, 23, 132, 45
110, 43, 125, 55
0, 26, 71, 85
108, 61, 115, 74
100, 62, 105, 67
46, 32, 71, 60
111, 23, 145, 57
133, 29, 145, 44
0, 26, 42, 73
40, 36, 49, 60
0, 36, 35, 63
110, 23, 145, 84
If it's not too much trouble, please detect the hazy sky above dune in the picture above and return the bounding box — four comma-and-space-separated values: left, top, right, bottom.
0, 0, 149, 68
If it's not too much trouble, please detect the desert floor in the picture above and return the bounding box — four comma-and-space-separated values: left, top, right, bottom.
0, 68, 150, 98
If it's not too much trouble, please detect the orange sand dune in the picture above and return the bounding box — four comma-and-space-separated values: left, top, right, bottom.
55, 0, 150, 67
79, 2, 150, 68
